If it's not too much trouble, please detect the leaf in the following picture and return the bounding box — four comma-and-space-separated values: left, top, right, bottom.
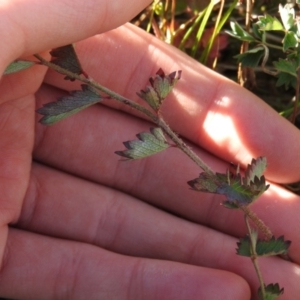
235, 47, 265, 68
273, 58, 297, 88
236, 235, 291, 257
252, 23, 265, 40
4, 60, 36, 75
187, 172, 224, 193
227, 21, 256, 42
217, 174, 256, 205
37, 84, 101, 125
115, 128, 170, 160
256, 236, 291, 256
137, 69, 181, 111
243, 157, 267, 185
50, 44, 83, 80
258, 283, 284, 300
275, 72, 297, 89
188, 157, 269, 206
257, 15, 284, 31
287, 51, 300, 67
188, 171, 255, 205
283, 31, 298, 51
236, 235, 254, 257
273, 58, 297, 77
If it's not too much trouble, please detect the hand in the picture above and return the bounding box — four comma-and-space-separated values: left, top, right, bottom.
0, 1, 299, 299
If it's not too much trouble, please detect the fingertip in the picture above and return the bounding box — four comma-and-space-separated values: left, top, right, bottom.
139, 261, 251, 300
0, 0, 152, 65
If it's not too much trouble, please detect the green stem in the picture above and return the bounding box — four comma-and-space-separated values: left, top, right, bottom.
34, 54, 214, 174
245, 216, 266, 299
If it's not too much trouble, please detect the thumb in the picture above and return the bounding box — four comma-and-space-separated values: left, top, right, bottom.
0, 0, 152, 71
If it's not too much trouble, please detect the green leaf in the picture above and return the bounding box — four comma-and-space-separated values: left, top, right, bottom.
227, 21, 256, 42
287, 51, 300, 67
217, 174, 256, 205
279, 4, 295, 31
236, 235, 291, 257
276, 72, 297, 89
243, 157, 267, 185
258, 283, 284, 300
189, 171, 256, 205
257, 15, 284, 31
115, 128, 170, 160
137, 69, 181, 111
188, 157, 269, 206
283, 31, 298, 51
50, 44, 83, 81
252, 23, 265, 40
4, 60, 36, 75
256, 236, 291, 256
236, 236, 252, 256
235, 47, 265, 68
273, 58, 297, 77
273, 58, 298, 90
37, 84, 101, 125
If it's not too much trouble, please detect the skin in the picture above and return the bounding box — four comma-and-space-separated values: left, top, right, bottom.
0, 0, 300, 299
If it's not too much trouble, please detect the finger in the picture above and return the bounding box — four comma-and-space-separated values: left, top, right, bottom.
44, 24, 300, 183
0, 228, 250, 300
33, 84, 300, 262
0, 0, 152, 71
0, 54, 49, 104
0, 94, 36, 223
0, 56, 48, 219
15, 164, 300, 299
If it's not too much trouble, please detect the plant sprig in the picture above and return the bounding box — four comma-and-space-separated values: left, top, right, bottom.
4, 43, 291, 300
227, 2, 300, 123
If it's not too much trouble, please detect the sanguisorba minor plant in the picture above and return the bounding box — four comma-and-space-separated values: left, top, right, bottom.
227, 2, 300, 124
5, 41, 291, 299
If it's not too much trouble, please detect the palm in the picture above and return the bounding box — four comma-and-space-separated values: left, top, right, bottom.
0, 1, 300, 299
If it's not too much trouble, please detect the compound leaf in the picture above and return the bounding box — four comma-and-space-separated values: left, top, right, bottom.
4, 60, 36, 75
37, 84, 101, 125
188, 171, 255, 205
258, 283, 284, 300
188, 157, 269, 206
115, 128, 170, 160
50, 44, 83, 80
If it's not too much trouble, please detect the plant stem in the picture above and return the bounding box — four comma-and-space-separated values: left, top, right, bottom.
239, 205, 273, 240
34, 54, 214, 174
290, 67, 300, 123
157, 117, 214, 175
34, 54, 156, 120
245, 216, 266, 299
